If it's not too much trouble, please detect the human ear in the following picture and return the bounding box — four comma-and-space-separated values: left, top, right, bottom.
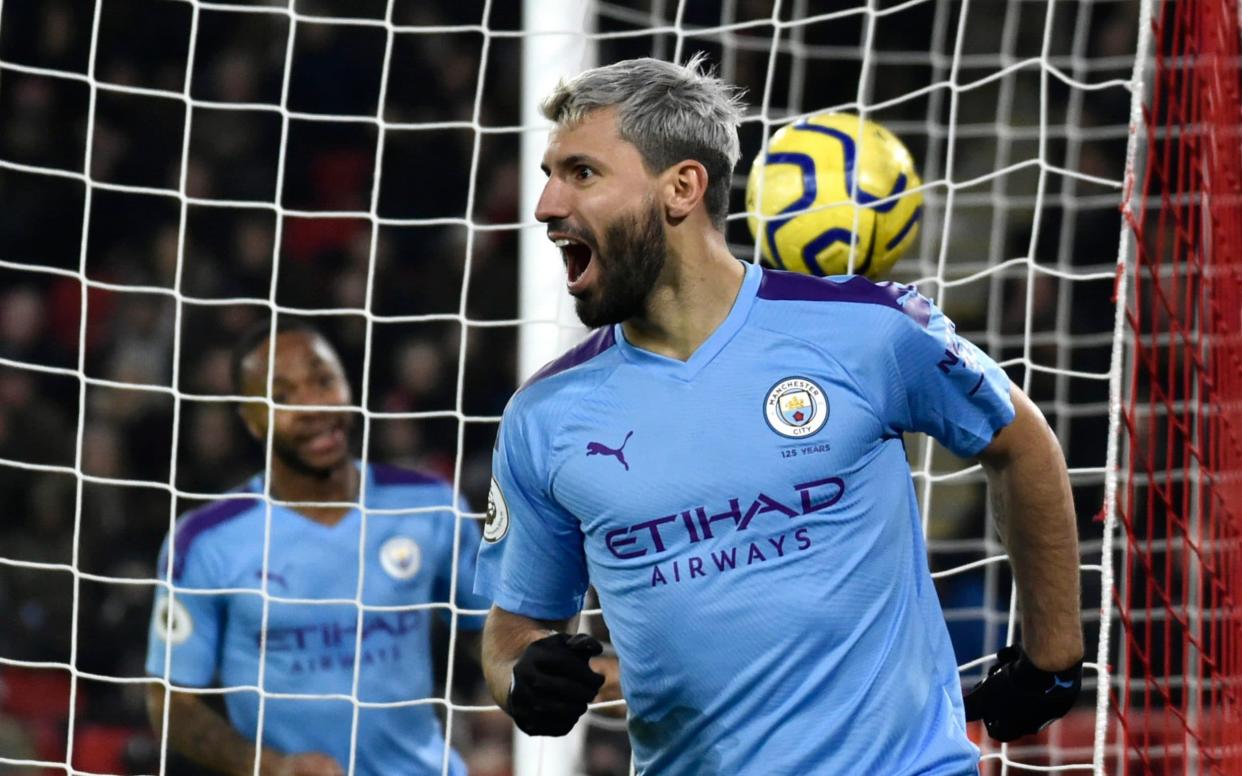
663, 160, 709, 220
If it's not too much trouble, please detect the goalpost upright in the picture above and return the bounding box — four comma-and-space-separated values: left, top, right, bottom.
518, 0, 593, 382
515, 3, 593, 775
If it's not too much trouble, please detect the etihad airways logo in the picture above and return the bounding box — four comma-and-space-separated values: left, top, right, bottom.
254, 612, 425, 676
258, 610, 426, 652
601, 476, 847, 589
604, 476, 846, 561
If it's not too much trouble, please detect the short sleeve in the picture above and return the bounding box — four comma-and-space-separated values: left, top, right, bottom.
881, 287, 1015, 457
145, 535, 225, 688
435, 495, 491, 631
474, 405, 589, 621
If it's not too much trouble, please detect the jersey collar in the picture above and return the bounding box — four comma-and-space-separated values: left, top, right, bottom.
241, 462, 366, 528
613, 259, 761, 381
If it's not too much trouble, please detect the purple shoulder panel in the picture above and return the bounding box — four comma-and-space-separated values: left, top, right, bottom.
371, 462, 443, 487
519, 326, 617, 392
756, 268, 932, 328
170, 497, 259, 581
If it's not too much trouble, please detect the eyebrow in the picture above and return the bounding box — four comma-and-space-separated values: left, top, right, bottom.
542, 153, 603, 176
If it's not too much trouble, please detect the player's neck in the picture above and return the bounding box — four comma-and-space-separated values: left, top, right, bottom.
621, 231, 744, 362
269, 458, 359, 526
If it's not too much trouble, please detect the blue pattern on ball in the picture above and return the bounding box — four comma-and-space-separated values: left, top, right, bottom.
885, 205, 923, 251
791, 122, 909, 213
801, 228, 859, 276
760, 122, 912, 274
761, 150, 816, 270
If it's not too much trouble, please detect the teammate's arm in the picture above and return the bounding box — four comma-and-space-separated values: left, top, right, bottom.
976, 385, 1083, 670
482, 605, 610, 736
146, 686, 344, 776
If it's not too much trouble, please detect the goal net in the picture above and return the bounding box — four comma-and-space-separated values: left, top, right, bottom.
1111, 0, 1242, 773
0, 0, 1235, 775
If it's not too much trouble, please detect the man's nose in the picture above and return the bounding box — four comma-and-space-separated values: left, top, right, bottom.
534, 178, 569, 223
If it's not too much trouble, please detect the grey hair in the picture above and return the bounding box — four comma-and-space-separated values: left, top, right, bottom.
541, 53, 747, 231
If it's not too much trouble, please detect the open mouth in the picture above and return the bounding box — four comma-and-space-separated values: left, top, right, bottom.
300, 421, 347, 456
551, 233, 596, 290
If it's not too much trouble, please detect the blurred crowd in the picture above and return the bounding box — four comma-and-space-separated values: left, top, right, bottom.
0, 0, 1137, 774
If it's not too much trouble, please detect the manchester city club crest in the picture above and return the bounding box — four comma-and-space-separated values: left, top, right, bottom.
379, 536, 422, 580
764, 377, 829, 438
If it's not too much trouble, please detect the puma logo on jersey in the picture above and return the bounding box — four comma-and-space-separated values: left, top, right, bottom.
587, 431, 633, 471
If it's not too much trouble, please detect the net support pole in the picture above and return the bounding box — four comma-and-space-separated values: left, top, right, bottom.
515, 3, 595, 775
519, 0, 595, 381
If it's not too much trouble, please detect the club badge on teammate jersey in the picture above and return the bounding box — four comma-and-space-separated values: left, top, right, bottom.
379, 536, 422, 580
153, 595, 193, 645
484, 477, 509, 543
764, 377, 829, 438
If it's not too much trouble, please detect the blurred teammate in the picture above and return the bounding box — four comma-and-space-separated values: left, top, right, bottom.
475, 56, 1084, 774
145, 319, 490, 776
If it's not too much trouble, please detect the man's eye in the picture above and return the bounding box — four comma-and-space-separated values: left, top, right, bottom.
575, 166, 594, 180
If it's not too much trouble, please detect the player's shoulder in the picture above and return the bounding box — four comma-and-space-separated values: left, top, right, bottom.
162, 490, 264, 580
174, 492, 264, 543
369, 461, 448, 488
753, 266, 934, 330
511, 326, 621, 410
367, 462, 455, 504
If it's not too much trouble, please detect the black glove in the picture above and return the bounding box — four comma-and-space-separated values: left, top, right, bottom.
507, 633, 605, 736
964, 645, 1082, 742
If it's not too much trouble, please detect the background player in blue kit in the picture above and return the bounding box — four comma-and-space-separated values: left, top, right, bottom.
144, 319, 491, 776
475, 56, 1085, 774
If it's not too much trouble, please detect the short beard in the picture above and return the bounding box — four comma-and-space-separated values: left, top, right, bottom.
574, 197, 667, 329
269, 414, 353, 478
271, 440, 336, 478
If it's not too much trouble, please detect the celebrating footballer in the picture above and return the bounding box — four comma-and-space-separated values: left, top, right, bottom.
474, 56, 1085, 775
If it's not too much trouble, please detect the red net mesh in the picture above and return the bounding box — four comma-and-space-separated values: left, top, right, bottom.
1116, 0, 1242, 773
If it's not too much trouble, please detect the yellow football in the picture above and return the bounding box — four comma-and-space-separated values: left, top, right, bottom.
745, 112, 923, 278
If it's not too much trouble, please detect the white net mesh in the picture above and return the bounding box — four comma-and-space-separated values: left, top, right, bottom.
0, 1, 1144, 774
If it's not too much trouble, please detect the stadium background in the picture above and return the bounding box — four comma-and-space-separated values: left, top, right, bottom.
0, 0, 1139, 773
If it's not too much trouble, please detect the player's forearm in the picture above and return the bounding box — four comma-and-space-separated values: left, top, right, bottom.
481, 605, 572, 708
146, 685, 280, 776
981, 403, 1083, 670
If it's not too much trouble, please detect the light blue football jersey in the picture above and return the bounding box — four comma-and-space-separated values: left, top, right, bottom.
146, 462, 490, 776
476, 261, 1015, 775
